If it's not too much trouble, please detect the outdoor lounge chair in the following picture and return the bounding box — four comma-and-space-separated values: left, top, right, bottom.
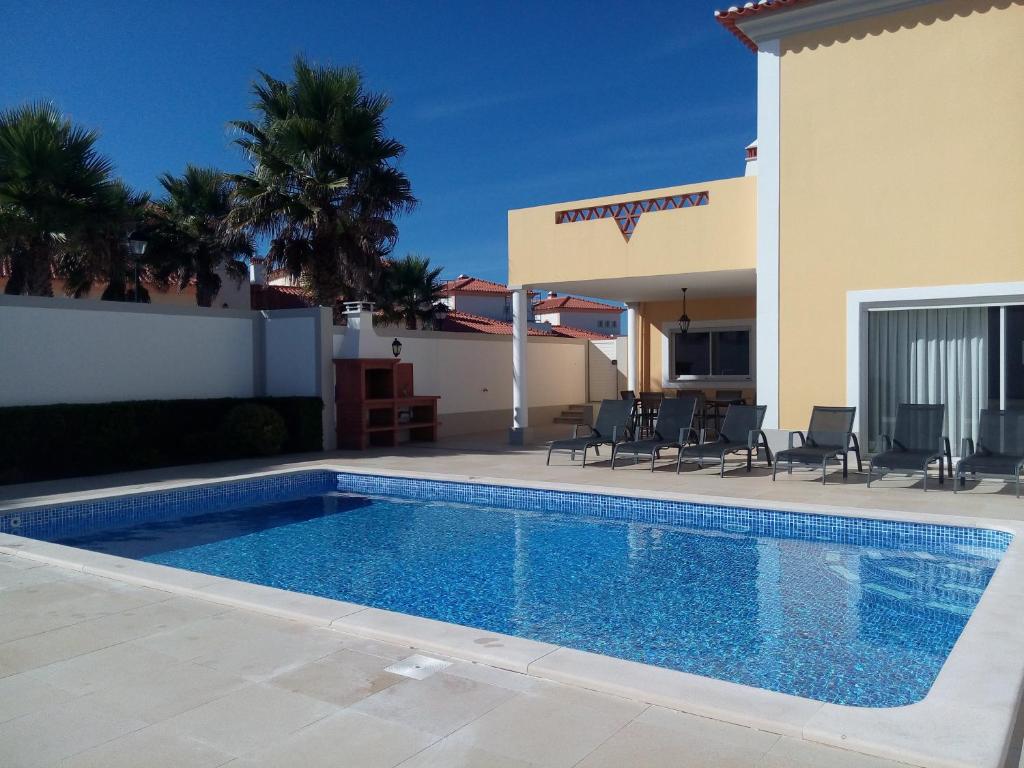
676, 404, 772, 477
546, 398, 633, 467
955, 409, 1024, 498
610, 395, 698, 470
867, 403, 952, 491
772, 406, 862, 484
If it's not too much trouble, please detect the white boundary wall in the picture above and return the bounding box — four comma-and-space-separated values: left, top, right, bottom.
333, 319, 587, 436
0, 295, 587, 445
0, 296, 336, 450
0, 295, 259, 405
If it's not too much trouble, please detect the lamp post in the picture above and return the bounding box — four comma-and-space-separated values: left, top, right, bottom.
127, 230, 149, 303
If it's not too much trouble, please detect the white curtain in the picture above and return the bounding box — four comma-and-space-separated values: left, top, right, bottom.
867, 307, 988, 452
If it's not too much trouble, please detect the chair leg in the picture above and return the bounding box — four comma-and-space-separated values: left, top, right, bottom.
610, 446, 618, 470
676, 452, 683, 475
772, 459, 778, 481
842, 452, 848, 480
822, 457, 828, 485
938, 458, 944, 486
581, 445, 588, 468
923, 465, 928, 492
746, 448, 753, 472
546, 446, 554, 465
867, 462, 873, 488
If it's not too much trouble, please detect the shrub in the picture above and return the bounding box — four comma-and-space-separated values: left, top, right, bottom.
0, 397, 322, 484
220, 404, 287, 457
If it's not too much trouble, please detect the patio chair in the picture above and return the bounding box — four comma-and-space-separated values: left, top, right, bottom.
955, 409, 1024, 498
772, 406, 862, 484
546, 398, 633, 467
867, 403, 952, 491
676, 404, 772, 477
610, 396, 699, 471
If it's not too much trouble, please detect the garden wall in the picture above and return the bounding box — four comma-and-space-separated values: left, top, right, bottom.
333, 321, 588, 436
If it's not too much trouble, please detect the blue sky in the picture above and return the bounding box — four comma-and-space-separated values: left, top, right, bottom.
1, 0, 755, 283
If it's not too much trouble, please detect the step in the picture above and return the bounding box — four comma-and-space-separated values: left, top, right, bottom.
554, 416, 586, 424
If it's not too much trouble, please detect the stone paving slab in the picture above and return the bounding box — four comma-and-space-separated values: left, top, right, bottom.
0, 554, 923, 768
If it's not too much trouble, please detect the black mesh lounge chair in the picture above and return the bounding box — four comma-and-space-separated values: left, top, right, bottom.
546, 399, 633, 467
676, 404, 772, 477
955, 409, 1024, 498
868, 403, 952, 491
610, 396, 698, 471
772, 406, 862, 484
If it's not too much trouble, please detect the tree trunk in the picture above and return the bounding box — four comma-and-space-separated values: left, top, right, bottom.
24, 240, 54, 297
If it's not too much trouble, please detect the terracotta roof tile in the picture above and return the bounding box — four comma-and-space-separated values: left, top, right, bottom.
250, 284, 313, 310
440, 276, 513, 296
714, 0, 818, 51
532, 295, 622, 314
550, 324, 616, 340
441, 310, 553, 336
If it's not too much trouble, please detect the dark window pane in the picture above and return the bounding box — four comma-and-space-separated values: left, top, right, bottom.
711, 331, 750, 376
1007, 306, 1024, 409
675, 332, 710, 376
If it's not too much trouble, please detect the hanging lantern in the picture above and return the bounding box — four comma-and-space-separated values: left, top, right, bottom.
391, 338, 403, 358
677, 288, 691, 336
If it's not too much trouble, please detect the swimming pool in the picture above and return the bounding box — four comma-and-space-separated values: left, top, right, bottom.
4, 470, 1009, 708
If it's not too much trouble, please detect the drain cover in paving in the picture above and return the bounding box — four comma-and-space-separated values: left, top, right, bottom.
384, 654, 452, 680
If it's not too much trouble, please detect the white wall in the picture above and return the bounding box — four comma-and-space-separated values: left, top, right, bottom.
452, 293, 510, 321
333, 325, 586, 417
0, 295, 257, 406
539, 310, 620, 334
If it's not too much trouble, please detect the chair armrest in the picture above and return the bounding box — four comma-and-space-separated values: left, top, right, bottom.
787, 431, 805, 449
961, 437, 975, 458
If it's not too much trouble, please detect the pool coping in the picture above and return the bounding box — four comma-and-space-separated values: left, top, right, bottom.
0, 463, 1022, 768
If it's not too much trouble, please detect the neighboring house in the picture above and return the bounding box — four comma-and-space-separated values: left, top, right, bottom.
533, 292, 622, 335
0, 259, 251, 310
440, 275, 523, 322
506, 0, 1024, 452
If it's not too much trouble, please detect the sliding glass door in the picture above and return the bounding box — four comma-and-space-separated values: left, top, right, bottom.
867, 304, 1024, 453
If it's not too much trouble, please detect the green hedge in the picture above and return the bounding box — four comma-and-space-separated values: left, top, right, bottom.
0, 397, 323, 485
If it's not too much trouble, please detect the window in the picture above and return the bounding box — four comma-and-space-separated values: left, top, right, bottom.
672, 328, 751, 378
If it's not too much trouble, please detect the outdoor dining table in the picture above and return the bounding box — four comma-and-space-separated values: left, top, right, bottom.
703, 397, 745, 437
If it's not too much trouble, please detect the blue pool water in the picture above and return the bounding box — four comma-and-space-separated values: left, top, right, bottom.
17, 472, 1008, 707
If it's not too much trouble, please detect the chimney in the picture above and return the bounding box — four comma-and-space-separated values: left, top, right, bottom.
250, 258, 267, 286
744, 140, 758, 177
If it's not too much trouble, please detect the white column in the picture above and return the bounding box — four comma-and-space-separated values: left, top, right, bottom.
756, 39, 781, 428
626, 303, 639, 393
510, 288, 529, 442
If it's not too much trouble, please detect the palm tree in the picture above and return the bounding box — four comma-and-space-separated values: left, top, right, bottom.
0, 102, 117, 296
227, 57, 416, 308
148, 165, 252, 307
378, 254, 446, 329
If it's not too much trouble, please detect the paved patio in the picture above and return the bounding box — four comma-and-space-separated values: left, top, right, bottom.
0, 554, 911, 768
1, 427, 1022, 767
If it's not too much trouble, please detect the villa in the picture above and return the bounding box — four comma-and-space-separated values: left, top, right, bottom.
505, 0, 1023, 458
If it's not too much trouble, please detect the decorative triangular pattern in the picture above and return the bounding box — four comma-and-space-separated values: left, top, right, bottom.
555, 191, 709, 241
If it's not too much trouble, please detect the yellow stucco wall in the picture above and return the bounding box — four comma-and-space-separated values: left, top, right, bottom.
637, 296, 756, 395
508, 177, 756, 287
777, 0, 1024, 428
